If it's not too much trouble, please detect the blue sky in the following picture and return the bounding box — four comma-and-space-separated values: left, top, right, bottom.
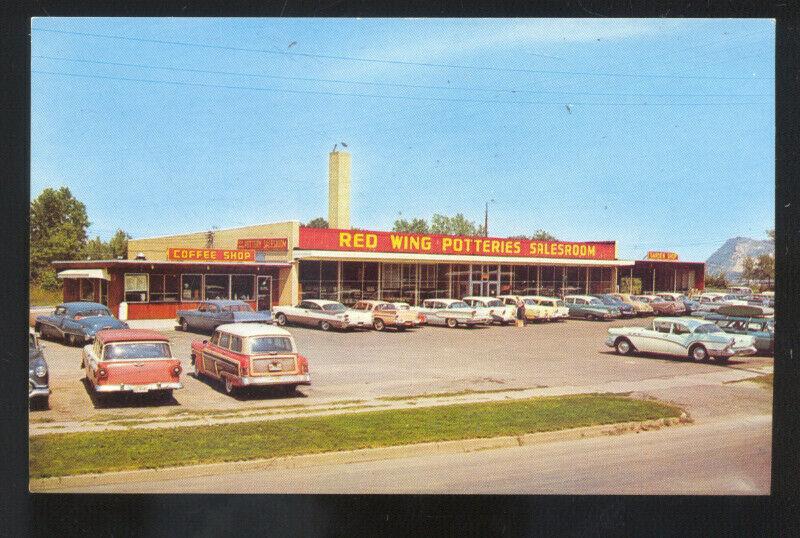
31, 18, 774, 262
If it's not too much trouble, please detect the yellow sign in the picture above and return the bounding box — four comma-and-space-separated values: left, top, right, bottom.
646, 251, 679, 261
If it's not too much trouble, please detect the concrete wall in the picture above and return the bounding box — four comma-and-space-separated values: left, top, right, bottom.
328, 151, 351, 229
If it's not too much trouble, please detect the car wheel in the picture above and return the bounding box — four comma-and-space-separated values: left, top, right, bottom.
223, 377, 236, 395
179, 318, 189, 332
280, 384, 297, 396
275, 313, 287, 326
690, 345, 709, 362
446, 318, 458, 328
373, 318, 385, 331
320, 320, 332, 331
586, 314, 596, 321
34, 323, 42, 336
615, 338, 634, 355
158, 390, 173, 401
66, 333, 78, 346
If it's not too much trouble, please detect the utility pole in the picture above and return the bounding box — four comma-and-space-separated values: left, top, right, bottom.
484, 199, 495, 237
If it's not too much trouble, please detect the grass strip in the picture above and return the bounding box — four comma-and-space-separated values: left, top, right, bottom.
30, 394, 681, 478
737, 373, 773, 388
378, 387, 531, 401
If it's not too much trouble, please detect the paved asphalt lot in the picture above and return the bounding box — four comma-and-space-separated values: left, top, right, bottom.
32, 317, 773, 423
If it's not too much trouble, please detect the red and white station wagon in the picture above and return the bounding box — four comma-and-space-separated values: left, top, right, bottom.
191, 323, 311, 396
81, 329, 183, 397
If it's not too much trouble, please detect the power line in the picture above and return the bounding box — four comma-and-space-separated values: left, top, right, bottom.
31, 27, 774, 81
32, 55, 773, 99
31, 70, 771, 107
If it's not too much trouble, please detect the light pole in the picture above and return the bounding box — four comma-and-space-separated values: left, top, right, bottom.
484, 199, 495, 237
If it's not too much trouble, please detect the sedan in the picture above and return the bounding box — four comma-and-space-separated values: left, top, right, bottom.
273, 299, 373, 331
35, 302, 128, 346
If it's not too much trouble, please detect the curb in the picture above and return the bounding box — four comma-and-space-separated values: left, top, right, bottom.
30, 415, 689, 492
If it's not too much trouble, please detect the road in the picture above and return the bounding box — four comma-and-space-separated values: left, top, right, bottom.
54, 412, 771, 494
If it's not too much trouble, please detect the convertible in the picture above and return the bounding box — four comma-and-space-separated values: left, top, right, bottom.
606, 317, 757, 362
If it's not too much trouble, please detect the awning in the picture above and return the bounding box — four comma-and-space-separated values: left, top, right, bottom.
57, 268, 110, 281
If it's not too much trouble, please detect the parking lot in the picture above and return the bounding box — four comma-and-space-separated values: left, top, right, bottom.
32, 317, 774, 423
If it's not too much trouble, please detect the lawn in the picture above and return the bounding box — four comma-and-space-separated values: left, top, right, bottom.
29, 285, 62, 307
30, 394, 682, 478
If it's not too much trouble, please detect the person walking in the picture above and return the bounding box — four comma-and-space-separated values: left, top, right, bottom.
516, 298, 526, 326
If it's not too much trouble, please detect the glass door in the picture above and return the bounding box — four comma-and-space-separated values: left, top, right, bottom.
257, 276, 272, 311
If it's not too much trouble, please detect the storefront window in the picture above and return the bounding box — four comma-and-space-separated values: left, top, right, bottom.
540, 266, 562, 297
181, 274, 202, 301
499, 265, 513, 295
150, 274, 180, 302
450, 264, 470, 300
319, 261, 338, 301
79, 279, 95, 302
124, 273, 149, 303
563, 267, 585, 296
204, 274, 230, 300
341, 262, 364, 305
511, 266, 532, 295
589, 267, 613, 294
363, 262, 379, 300
299, 261, 321, 300
231, 275, 255, 300
418, 264, 439, 302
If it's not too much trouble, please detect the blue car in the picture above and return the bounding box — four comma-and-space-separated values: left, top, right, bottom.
698, 313, 774, 355
592, 294, 636, 317
176, 299, 274, 333
35, 302, 128, 346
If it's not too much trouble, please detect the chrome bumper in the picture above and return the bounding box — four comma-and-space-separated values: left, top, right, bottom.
733, 346, 758, 357
29, 386, 50, 399
95, 382, 183, 393
240, 373, 311, 386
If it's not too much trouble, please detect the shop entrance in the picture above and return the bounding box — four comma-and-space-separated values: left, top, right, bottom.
256, 276, 272, 311
469, 264, 500, 297
471, 281, 498, 297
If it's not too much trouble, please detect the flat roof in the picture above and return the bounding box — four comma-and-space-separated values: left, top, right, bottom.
52, 259, 292, 268
293, 249, 636, 267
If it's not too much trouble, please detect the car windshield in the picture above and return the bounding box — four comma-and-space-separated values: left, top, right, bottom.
103, 342, 171, 360
588, 299, 604, 306
595, 296, 615, 305
486, 300, 502, 307
524, 299, 538, 305
222, 304, 254, 312
394, 303, 410, 310
449, 302, 469, 309
695, 324, 724, 334
651, 297, 665, 303
74, 308, 111, 318
322, 303, 347, 313
352, 302, 370, 310
556, 300, 565, 307
250, 336, 293, 353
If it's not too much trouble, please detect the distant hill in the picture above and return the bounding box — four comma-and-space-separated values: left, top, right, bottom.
705, 236, 774, 279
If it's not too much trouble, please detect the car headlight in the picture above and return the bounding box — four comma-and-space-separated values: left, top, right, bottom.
34, 364, 47, 378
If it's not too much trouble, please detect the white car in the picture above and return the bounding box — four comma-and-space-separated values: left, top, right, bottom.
462, 296, 516, 325
413, 299, 492, 328
392, 302, 425, 326
273, 299, 373, 331
524, 296, 570, 320
606, 317, 757, 362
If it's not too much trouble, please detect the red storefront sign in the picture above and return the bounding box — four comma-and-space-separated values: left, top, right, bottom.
237, 238, 288, 251
167, 248, 256, 262
646, 251, 679, 261
298, 227, 616, 260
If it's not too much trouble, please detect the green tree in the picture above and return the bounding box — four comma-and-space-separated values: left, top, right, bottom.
305, 217, 329, 228
429, 213, 484, 236
741, 256, 756, 285
508, 230, 559, 241
84, 236, 113, 260
30, 187, 90, 281
393, 218, 429, 233
755, 254, 774, 289
704, 271, 729, 290
108, 229, 131, 258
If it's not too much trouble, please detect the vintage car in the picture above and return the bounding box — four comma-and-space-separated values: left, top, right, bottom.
413, 299, 492, 328
273, 299, 373, 331
176, 300, 273, 333
392, 302, 426, 326
700, 313, 774, 355
29, 329, 50, 409
496, 295, 550, 321
727, 286, 753, 299
657, 292, 700, 314
606, 317, 757, 362
81, 329, 183, 398
36, 302, 128, 346
609, 293, 654, 316
591, 294, 636, 317
462, 296, 517, 325
633, 295, 686, 316
191, 323, 310, 395
691, 293, 741, 314
563, 295, 621, 320
351, 300, 420, 331
748, 294, 775, 308
524, 296, 571, 320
